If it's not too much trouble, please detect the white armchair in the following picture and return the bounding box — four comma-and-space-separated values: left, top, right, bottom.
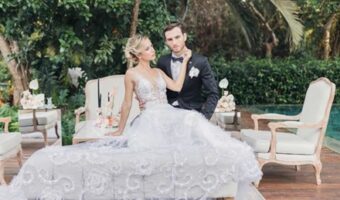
0, 117, 23, 185
75, 75, 140, 129
241, 77, 336, 185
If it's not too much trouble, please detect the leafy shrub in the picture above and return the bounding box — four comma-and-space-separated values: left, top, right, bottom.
0, 104, 19, 132
211, 57, 340, 105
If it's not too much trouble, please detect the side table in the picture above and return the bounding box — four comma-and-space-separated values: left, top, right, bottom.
214, 109, 241, 131
18, 108, 60, 146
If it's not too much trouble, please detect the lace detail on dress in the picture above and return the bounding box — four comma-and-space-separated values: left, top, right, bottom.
0, 70, 262, 200
134, 71, 167, 110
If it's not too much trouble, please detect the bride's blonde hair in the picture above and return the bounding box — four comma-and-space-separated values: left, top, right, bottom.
124, 34, 148, 65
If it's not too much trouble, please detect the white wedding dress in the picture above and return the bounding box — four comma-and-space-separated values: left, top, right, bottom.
0, 73, 262, 200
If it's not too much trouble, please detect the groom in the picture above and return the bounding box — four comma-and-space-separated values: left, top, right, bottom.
157, 22, 219, 119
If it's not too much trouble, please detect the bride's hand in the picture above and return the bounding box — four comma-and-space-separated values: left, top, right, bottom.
105, 129, 123, 137
183, 49, 192, 62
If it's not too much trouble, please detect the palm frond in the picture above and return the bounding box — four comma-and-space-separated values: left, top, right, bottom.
270, 0, 304, 48
226, 0, 260, 50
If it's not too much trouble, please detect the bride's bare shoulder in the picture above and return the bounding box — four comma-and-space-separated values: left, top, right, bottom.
125, 68, 137, 77
125, 68, 139, 82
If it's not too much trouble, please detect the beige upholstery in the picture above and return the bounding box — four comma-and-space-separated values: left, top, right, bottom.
0, 118, 23, 185
242, 129, 316, 154
75, 75, 140, 129
19, 111, 58, 126
18, 109, 59, 146
0, 133, 21, 155
241, 77, 336, 185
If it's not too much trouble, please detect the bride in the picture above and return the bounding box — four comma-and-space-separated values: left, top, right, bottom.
0, 35, 262, 200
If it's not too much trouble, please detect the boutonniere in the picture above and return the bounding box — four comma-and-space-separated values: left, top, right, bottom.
189, 66, 200, 78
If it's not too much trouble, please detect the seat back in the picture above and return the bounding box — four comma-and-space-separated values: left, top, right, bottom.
84, 75, 140, 125
297, 78, 336, 148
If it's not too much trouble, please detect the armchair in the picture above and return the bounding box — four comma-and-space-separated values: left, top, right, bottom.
241, 77, 336, 185
0, 117, 23, 185
75, 75, 140, 130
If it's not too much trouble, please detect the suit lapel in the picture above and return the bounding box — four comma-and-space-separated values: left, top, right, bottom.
183, 57, 195, 89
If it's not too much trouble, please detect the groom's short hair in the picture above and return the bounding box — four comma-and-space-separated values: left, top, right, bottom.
163, 22, 186, 38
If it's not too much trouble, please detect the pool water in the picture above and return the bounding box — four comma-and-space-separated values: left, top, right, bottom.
246, 104, 340, 141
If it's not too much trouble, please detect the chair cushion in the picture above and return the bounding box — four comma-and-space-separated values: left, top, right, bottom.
240, 129, 315, 155
19, 110, 58, 127
19, 123, 56, 133
0, 133, 21, 155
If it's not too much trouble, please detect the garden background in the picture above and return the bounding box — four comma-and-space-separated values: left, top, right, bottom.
0, 0, 339, 144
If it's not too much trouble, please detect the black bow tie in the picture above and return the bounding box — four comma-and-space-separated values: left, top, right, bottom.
171, 56, 184, 63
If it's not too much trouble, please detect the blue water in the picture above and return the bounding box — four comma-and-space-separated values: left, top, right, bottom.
246, 104, 340, 141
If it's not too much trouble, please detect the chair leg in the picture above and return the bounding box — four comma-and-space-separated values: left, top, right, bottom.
0, 161, 6, 185
296, 165, 301, 171
313, 161, 322, 185
55, 123, 60, 139
17, 146, 23, 167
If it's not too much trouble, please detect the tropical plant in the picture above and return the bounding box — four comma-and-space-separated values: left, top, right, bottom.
0, 104, 18, 132
166, 0, 304, 58
296, 0, 340, 59
0, 0, 170, 106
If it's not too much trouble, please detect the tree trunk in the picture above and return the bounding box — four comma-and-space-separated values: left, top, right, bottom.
127, 0, 141, 69
0, 34, 28, 106
333, 31, 340, 57
248, 2, 278, 58
322, 13, 337, 60
331, 16, 340, 58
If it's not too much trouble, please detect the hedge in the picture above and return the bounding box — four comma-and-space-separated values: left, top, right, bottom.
212, 57, 340, 105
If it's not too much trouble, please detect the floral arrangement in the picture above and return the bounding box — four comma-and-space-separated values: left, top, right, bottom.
95, 89, 120, 128
215, 78, 236, 112
20, 79, 46, 109
68, 67, 86, 88
20, 79, 56, 109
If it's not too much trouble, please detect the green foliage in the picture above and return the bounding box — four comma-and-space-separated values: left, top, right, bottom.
0, 0, 170, 140
61, 109, 75, 145
212, 56, 340, 105
296, 0, 340, 57
0, 104, 18, 132
0, 61, 11, 103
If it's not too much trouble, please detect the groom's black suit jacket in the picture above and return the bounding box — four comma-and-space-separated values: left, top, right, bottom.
157, 53, 219, 119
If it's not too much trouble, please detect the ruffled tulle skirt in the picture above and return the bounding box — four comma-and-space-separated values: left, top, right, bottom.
0, 104, 262, 200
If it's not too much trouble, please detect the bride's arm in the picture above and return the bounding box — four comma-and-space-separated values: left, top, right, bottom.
158, 50, 192, 92
107, 70, 134, 136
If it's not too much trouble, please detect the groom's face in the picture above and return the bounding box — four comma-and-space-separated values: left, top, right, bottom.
164, 27, 187, 54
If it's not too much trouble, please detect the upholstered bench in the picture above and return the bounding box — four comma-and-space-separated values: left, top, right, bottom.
19, 109, 59, 146
0, 118, 23, 185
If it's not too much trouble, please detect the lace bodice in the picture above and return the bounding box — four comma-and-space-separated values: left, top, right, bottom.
134, 72, 168, 109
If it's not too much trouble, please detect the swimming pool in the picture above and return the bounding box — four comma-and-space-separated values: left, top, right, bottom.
245, 104, 340, 141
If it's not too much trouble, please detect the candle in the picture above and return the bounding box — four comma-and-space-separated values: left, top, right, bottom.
97, 79, 101, 108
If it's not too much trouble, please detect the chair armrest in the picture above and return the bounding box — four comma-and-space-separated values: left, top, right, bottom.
266, 120, 323, 159
0, 117, 11, 133
251, 113, 300, 130
74, 107, 86, 124
268, 121, 323, 130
